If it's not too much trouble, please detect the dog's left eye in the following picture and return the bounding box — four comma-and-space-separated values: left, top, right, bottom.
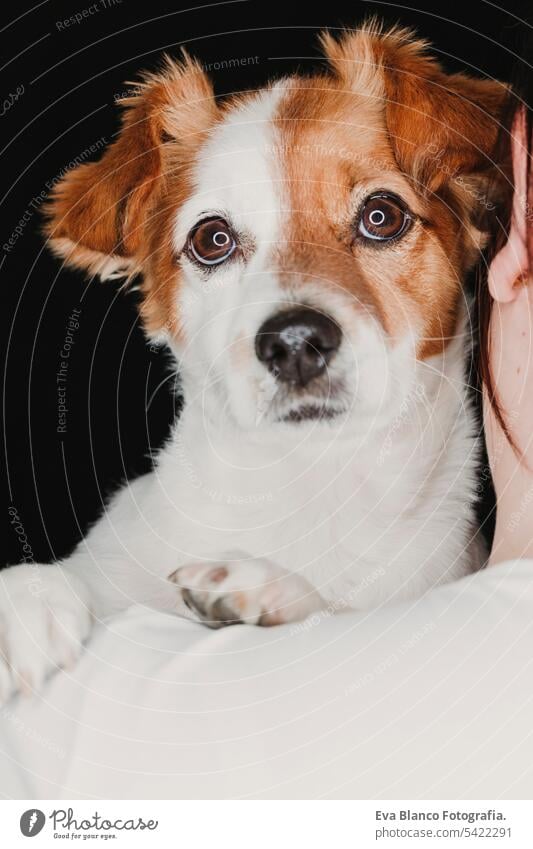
187, 218, 237, 266
357, 193, 412, 242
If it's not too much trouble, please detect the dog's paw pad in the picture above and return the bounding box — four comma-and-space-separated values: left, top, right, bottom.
171, 563, 248, 627
169, 560, 323, 629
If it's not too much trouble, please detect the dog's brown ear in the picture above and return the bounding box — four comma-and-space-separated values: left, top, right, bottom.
382, 43, 508, 200
323, 21, 509, 200
45, 55, 217, 279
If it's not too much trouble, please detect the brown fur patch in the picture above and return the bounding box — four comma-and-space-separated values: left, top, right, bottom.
45, 54, 219, 334
273, 21, 508, 358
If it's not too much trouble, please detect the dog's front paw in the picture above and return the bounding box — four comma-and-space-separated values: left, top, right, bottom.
0, 565, 92, 704
169, 559, 324, 628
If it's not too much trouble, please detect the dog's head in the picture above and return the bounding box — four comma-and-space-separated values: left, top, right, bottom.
46, 22, 508, 435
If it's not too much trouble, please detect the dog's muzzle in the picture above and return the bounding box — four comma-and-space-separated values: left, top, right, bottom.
255, 307, 341, 387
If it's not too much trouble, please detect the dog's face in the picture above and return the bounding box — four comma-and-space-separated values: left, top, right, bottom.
47, 23, 508, 435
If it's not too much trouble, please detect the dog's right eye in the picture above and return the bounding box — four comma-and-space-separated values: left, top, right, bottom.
187, 218, 237, 266
357, 193, 412, 243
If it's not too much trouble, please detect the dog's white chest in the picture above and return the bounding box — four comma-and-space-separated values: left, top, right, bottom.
152, 400, 478, 609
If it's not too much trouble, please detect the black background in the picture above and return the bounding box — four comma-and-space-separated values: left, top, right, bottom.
1, 0, 530, 566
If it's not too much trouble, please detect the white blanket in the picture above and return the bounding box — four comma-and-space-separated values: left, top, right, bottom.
1, 559, 532, 799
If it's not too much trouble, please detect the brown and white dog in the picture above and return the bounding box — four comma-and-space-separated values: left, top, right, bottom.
0, 22, 507, 701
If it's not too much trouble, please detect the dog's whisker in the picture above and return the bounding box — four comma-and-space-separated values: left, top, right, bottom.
416, 358, 481, 397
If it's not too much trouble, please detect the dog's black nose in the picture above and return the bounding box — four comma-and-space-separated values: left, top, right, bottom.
255, 307, 341, 387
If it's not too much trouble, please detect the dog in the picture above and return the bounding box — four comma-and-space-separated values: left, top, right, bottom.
0, 21, 507, 702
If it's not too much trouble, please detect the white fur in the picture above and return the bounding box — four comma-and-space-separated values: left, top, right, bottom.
0, 87, 483, 701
